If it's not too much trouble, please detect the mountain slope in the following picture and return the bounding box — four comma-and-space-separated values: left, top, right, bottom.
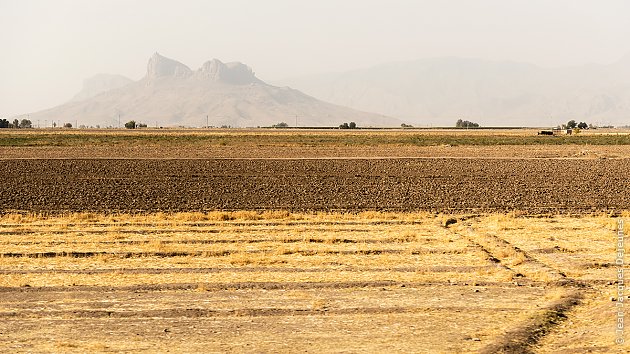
279, 56, 630, 127
30, 53, 395, 128
70, 74, 134, 102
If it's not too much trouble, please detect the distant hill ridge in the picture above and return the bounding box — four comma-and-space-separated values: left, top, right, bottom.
29, 53, 395, 128
279, 54, 630, 127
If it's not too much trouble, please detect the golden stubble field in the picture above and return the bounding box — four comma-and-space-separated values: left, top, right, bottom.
0, 211, 626, 353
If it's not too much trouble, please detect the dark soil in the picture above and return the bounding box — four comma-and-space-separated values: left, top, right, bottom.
1, 158, 628, 213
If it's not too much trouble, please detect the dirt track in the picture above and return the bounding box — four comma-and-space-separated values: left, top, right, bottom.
1, 158, 628, 213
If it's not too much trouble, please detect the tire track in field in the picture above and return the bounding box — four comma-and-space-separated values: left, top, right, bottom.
480, 290, 584, 354
449, 217, 591, 353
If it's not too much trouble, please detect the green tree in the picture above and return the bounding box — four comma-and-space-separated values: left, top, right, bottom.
124, 120, 136, 129
0, 119, 9, 128
63, 123, 72, 128
455, 119, 480, 128
19, 119, 32, 128
272, 122, 289, 128
339, 122, 350, 129
577, 122, 588, 129
12, 119, 19, 128
566, 120, 577, 129
349, 122, 357, 129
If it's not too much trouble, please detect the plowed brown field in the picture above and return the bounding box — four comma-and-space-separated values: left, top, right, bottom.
0, 158, 628, 214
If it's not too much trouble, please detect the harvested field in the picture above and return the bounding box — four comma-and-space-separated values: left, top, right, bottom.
1, 158, 629, 214
0, 212, 625, 353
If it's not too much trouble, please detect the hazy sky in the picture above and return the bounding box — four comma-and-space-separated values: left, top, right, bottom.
2, 0, 630, 116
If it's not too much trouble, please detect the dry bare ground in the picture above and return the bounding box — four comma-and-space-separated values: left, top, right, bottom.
0, 129, 628, 352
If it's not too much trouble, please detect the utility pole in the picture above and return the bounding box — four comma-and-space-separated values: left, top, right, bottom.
206, 115, 209, 128
118, 114, 121, 129
295, 115, 298, 128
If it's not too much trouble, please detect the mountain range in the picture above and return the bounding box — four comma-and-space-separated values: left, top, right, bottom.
27, 53, 630, 128
279, 54, 630, 127
28, 53, 394, 128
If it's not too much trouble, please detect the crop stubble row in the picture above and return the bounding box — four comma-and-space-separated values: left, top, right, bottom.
1, 158, 628, 213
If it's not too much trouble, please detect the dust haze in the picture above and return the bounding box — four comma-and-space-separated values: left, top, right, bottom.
2, 0, 630, 125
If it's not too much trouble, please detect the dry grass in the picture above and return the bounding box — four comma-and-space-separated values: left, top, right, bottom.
0, 211, 627, 352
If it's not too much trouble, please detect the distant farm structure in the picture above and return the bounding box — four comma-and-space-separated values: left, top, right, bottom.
538, 127, 574, 136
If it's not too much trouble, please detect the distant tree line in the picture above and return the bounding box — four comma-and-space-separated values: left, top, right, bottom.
270, 121, 358, 129
455, 119, 479, 128
339, 122, 357, 129
562, 120, 589, 130
0, 118, 32, 128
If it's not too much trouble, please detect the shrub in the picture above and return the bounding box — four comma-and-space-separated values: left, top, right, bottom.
455, 119, 480, 128
339, 122, 357, 129
20, 119, 32, 128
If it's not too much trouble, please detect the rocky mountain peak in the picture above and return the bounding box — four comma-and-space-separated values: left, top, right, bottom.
146, 52, 192, 79
199, 58, 261, 85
